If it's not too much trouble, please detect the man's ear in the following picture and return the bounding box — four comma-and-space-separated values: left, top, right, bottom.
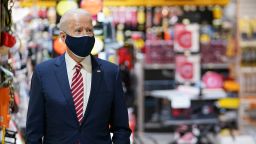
59, 31, 66, 42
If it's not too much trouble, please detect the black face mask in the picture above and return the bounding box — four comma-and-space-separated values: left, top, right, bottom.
65, 34, 95, 58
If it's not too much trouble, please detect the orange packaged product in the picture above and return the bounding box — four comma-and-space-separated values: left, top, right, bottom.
0, 87, 11, 128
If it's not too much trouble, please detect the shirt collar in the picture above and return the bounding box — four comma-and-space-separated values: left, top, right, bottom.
65, 52, 92, 73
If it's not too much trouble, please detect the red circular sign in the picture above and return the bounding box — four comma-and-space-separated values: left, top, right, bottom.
177, 30, 192, 49
180, 62, 193, 80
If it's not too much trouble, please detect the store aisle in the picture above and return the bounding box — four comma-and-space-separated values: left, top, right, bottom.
1, 0, 256, 143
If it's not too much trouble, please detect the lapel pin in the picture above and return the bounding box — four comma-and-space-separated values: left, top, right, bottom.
97, 70, 101, 72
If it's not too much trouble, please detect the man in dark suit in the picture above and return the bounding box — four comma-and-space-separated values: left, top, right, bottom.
26, 9, 131, 144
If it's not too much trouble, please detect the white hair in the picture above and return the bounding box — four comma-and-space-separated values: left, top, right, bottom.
59, 9, 91, 32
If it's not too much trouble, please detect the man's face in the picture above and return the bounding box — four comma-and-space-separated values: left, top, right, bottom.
60, 14, 94, 41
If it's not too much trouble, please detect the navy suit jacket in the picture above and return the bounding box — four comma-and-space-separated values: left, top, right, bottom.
26, 54, 131, 144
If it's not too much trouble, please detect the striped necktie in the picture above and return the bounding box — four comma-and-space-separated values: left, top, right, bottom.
71, 63, 84, 124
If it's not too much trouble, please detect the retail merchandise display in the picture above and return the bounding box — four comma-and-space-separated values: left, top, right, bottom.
240, 18, 256, 68
133, 3, 246, 144
141, 5, 235, 116
1, 0, 19, 143
1, 0, 256, 143
238, 16, 256, 136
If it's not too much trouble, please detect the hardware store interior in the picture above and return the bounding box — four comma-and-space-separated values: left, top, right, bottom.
1, 0, 256, 143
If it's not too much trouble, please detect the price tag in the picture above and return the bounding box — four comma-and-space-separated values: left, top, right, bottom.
171, 96, 191, 109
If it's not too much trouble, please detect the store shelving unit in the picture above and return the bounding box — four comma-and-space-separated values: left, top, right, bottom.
134, 2, 236, 134
238, 68, 256, 131
202, 63, 229, 69
144, 63, 229, 70
144, 64, 175, 70
237, 0, 256, 134
135, 55, 230, 133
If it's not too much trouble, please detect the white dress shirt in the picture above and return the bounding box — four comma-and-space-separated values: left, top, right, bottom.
65, 52, 92, 116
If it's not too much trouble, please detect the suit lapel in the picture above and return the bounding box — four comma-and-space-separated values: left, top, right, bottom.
54, 55, 79, 126
81, 55, 102, 125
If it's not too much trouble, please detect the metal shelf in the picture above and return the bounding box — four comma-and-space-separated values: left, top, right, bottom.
144, 122, 162, 129
145, 89, 227, 101
145, 94, 226, 101
144, 64, 175, 70
143, 63, 229, 69
144, 63, 229, 70
240, 67, 256, 73
240, 93, 256, 97
202, 63, 229, 69
163, 118, 218, 126
240, 40, 256, 47
144, 118, 218, 128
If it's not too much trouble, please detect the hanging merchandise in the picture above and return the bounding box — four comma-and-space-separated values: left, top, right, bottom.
145, 40, 174, 64
56, 0, 78, 16
53, 37, 67, 55
172, 125, 198, 144
103, 18, 116, 44
118, 46, 133, 70
1, 0, 16, 56
0, 1, 23, 143
0, 87, 11, 128
239, 18, 252, 41
117, 45, 136, 107
146, 7, 152, 28
174, 24, 199, 53
199, 24, 212, 44
224, 80, 240, 92
47, 7, 57, 25
251, 19, 256, 39
240, 18, 256, 67
116, 24, 125, 45
200, 23, 228, 64
0, 66, 15, 144
0, 83, 17, 144
217, 98, 239, 109
1, 4, 57, 142
131, 32, 144, 50
1, 0, 16, 131
91, 37, 104, 55
105, 48, 117, 64
153, 7, 162, 26
103, 5, 147, 57
0, 47, 9, 56
213, 6, 223, 20
128, 108, 136, 144
1, 32, 16, 48
80, 0, 103, 15
202, 71, 224, 89
137, 7, 145, 30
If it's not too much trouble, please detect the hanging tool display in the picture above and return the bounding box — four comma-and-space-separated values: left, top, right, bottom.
0, 66, 15, 144
0, 0, 16, 144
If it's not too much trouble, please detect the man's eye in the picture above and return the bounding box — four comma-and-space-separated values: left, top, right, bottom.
75, 29, 82, 33
86, 29, 92, 33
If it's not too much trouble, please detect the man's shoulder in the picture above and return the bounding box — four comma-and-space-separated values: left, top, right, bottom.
35, 55, 62, 73
96, 57, 118, 69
